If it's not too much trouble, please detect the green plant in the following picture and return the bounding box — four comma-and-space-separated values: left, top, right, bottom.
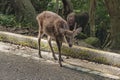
0, 14, 34, 28
47, 0, 63, 13
0, 14, 17, 27
71, 0, 89, 13
30, 0, 51, 13
75, 32, 88, 39
84, 37, 100, 47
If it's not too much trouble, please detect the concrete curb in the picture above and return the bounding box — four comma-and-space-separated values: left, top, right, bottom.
0, 31, 120, 67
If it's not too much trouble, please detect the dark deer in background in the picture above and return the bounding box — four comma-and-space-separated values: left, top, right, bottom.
36, 11, 82, 67
67, 12, 89, 34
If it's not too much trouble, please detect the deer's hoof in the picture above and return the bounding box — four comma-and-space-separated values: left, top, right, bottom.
54, 57, 58, 60
60, 64, 63, 67
39, 55, 42, 58
59, 62, 63, 67
61, 59, 64, 62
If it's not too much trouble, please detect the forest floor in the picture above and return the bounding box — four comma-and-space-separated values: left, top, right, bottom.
0, 26, 38, 37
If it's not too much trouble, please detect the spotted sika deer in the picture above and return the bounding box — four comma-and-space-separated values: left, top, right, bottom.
36, 11, 82, 67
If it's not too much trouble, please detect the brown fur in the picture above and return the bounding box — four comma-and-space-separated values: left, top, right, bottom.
67, 12, 89, 33
36, 11, 82, 67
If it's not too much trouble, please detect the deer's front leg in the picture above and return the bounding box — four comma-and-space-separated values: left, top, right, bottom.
38, 31, 43, 58
48, 36, 58, 60
56, 38, 63, 67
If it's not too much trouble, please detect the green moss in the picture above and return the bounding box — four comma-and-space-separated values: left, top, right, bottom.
0, 34, 7, 41
84, 37, 100, 47
25, 39, 37, 48
8, 37, 18, 43
91, 57, 109, 64
40, 42, 51, 51
78, 51, 91, 59
0, 36, 3, 41
75, 32, 87, 39
31, 41, 38, 48
60, 46, 109, 65
18, 42, 29, 46
61, 46, 91, 60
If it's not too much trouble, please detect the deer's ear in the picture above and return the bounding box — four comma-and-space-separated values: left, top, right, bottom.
73, 27, 82, 36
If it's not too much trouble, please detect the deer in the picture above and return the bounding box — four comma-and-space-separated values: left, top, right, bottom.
36, 11, 82, 67
67, 12, 89, 33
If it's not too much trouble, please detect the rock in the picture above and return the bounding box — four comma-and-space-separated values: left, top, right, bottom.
84, 37, 101, 48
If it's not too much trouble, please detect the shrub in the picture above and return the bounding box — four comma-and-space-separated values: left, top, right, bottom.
75, 32, 88, 39
84, 37, 101, 47
0, 14, 17, 27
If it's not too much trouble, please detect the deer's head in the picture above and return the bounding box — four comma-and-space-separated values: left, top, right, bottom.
65, 28, 82, 47
60, 24, 82, 47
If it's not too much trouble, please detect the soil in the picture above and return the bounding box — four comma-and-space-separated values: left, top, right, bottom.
0, 26, 38, 37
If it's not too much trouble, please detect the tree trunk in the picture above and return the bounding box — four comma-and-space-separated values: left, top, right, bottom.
61, 0, 73, 18
89, 0, 96, 37
104, 0, 120, 50
10, 0, 37, 27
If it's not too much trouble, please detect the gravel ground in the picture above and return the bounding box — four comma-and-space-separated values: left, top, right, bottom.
0, 42, 118, 80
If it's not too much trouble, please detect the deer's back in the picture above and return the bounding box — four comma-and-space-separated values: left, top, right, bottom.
36, 11, 69, 38
36, 11, 62, 23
